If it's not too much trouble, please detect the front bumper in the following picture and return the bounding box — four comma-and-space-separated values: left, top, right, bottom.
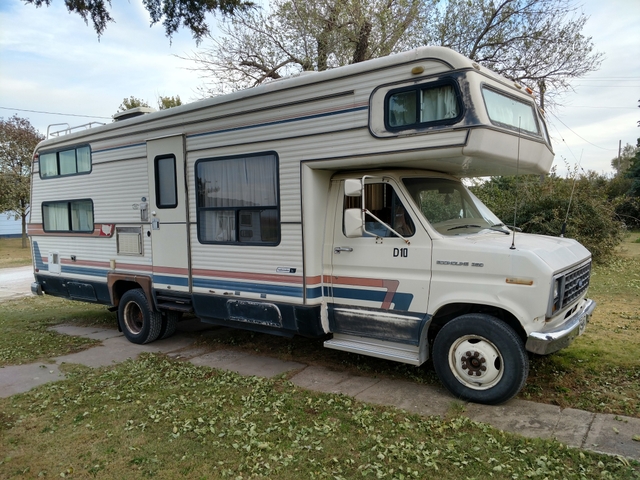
525, 298, 596, 355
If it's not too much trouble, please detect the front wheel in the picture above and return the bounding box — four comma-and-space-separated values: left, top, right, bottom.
432, 314, 529, 405
118, 288, 162, 344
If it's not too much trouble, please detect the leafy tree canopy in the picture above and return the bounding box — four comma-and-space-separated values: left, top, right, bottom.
610, 142, 638, 177
158, 95, 183, 110
187, 0, 602, 106
0, 115, 44, 247
421, 0, 602, 109
471, 169, 626, 263
24, 0, 255, 42
117, 95, 183, 114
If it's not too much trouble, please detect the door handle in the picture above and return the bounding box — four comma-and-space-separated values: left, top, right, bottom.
334, 246, 353, 254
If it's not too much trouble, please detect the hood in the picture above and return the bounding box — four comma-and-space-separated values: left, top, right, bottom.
460, 231, 591, 272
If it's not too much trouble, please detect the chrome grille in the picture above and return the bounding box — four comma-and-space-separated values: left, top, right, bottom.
563, 262, 591, 306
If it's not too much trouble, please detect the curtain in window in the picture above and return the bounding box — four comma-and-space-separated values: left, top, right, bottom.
198, 155, 277, 208
40, 153, 58, 177
420, 86, 458, 122
76, 146, 91, 173
43, 203, 69, 231
71, 200, 93, 231
388, 91, 416, 127
482, 88, 538, 134
59, 150, 77, 175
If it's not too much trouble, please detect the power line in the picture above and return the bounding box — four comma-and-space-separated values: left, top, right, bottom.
548, 112, 617, 151
0, 106, 111, 120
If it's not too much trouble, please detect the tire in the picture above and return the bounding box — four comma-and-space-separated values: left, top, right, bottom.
158, 311, 182, 340
118, 288, 162, 344
432, 313, 529, 405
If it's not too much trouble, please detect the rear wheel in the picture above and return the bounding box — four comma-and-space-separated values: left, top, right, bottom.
118, 288, 162, 344
432, 314, 528, 405
159, 311, 182, 340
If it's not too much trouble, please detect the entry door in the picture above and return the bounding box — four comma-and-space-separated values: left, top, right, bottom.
147, 136, 190, 292
329, 178, 432, 344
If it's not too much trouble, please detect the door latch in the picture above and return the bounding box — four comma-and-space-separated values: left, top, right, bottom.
334, 246, 353, 254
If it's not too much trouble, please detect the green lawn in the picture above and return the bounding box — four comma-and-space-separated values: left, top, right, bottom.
0, 237, 32, 268
0, 235, 639, 477
1, 354, 637, 479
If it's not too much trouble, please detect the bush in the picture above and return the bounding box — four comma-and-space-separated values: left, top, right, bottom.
471, 171, 626, 263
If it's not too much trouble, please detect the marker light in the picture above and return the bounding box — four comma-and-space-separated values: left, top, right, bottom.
506, 278, 534, 286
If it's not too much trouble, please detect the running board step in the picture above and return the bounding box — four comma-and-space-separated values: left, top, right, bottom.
324, 333, 421, 365
156, 294, 193, 313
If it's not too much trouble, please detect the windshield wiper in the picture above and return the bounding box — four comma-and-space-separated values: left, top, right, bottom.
488, 223, 510, 235
447, 224, 482, 231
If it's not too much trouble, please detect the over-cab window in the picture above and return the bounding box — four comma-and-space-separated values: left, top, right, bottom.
39, 145, 92, 179
42, 199, 94, 232
385, 81, 461, 130
196, 152, 280, 245
482, 87, 539, 135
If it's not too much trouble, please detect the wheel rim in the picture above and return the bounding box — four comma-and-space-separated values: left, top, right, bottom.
448, 335, 504, 390
123, 301, 144, 335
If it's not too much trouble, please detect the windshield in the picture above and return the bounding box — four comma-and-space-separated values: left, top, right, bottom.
402, 177, 504, 235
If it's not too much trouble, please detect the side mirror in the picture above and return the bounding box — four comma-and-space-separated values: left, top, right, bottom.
344, 179, 362, 197
344, 208, 364, 238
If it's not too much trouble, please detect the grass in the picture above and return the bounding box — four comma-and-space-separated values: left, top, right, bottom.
0, 237, 32, 268
1, 354, 638, 479
0, 296, 112, 367
0, 232, 639, 418
0, 234, 639, 477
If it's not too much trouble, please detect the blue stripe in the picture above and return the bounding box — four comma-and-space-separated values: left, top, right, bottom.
305, 286, 323, 299
187, 106, 368, 139
32, 241, 48, 272
333, 287, 414, 311
61, 265, 109, 278
193, 277, 303, 298
153, 274, 189, 287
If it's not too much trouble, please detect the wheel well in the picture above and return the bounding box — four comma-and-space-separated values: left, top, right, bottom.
111, 281, 143, 307
427, 303, 527, 345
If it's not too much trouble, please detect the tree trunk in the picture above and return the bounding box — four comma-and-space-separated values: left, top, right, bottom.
21, 212, 27, 248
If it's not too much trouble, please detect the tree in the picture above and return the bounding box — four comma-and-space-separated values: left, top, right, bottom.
611, 143, 638, 176
471, 169, 626, 263
187, 0, 601, 106
158, 95, 183, 110
185, 0, 429, 94
420, 0, 603, 109
626, 138, 640, 197
0, 116, 44, 248
117, 96, 183, 114
117, 96, 152, 113
24, 0, 255, 43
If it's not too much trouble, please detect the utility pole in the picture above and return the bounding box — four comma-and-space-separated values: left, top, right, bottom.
618, 139, 622, 175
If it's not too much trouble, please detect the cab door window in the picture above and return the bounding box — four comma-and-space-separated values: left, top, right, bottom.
344, 183, 414, 237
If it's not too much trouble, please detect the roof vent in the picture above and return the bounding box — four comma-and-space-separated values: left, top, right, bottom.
112, 106, 156, 122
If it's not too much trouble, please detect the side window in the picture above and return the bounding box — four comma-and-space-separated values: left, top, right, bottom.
386, 82, 461, 130
481, 87, 539, 135
196, 152, 280, 245
155, 155, 178, 208
42, 199, 94, 232
39, 145, 92, 178
344, 183, 414, 237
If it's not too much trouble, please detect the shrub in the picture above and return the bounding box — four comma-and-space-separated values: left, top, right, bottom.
471, 170, 626, 263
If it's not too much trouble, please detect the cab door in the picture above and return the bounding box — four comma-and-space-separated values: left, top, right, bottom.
147, 135, 190, 292
328, 177, 432, 345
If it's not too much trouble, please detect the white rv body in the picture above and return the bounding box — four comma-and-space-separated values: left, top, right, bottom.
29, 47, 594, 404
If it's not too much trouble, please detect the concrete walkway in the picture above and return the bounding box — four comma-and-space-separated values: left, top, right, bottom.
0, 265, 33, 302
0, 321, 638, 462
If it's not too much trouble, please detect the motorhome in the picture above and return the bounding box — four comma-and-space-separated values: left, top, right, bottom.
29, 46, 595, 404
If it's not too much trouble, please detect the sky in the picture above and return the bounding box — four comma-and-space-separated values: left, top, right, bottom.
0, 0, 638, 177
